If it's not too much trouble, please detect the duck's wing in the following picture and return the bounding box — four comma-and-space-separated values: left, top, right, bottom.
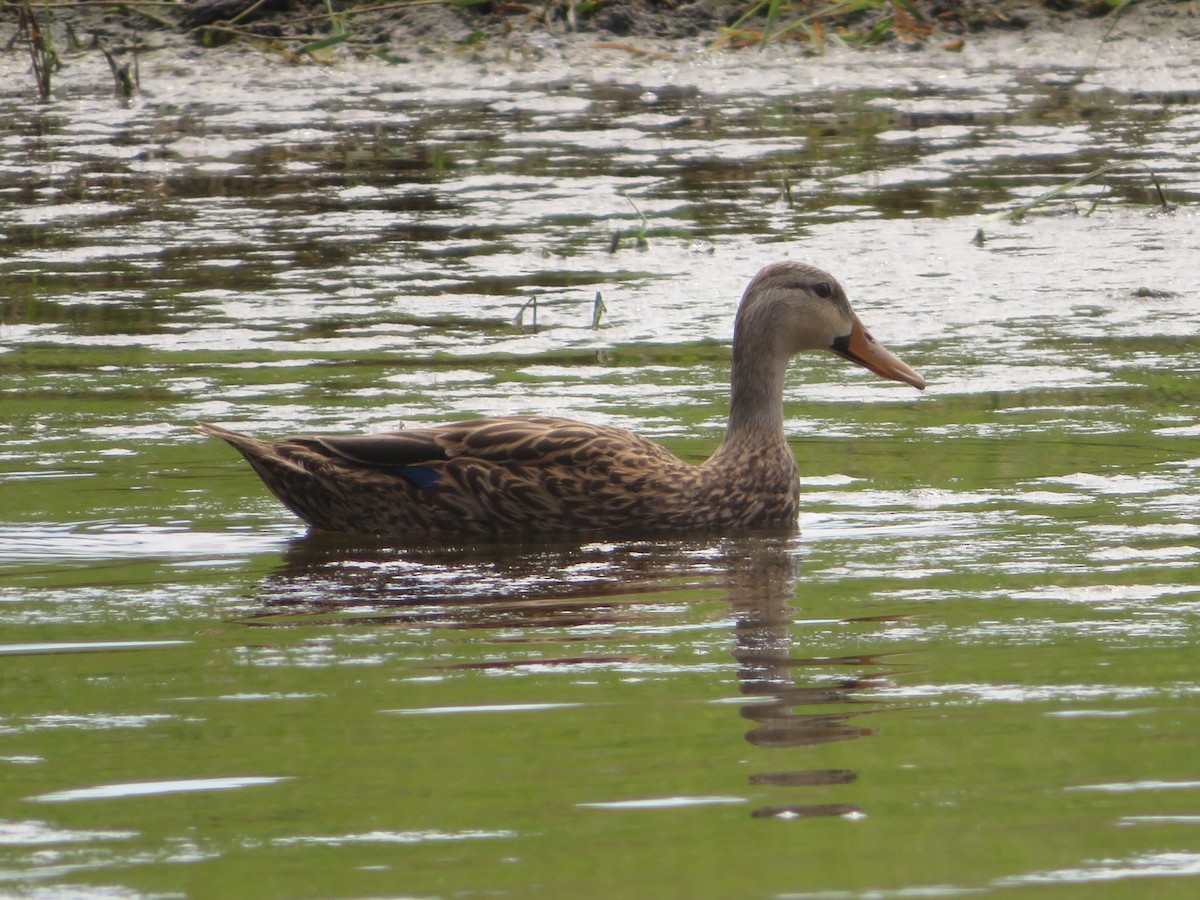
199, 417, 691, 535
304, 429, 449, 467
307, 416, 662, 469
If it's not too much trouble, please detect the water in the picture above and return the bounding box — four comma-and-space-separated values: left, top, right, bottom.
2, 18, 1200, 898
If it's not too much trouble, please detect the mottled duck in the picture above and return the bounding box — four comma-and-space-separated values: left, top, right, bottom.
201, 262, 925, 537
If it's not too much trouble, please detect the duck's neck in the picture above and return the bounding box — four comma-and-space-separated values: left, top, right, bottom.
718, 342, 790, 452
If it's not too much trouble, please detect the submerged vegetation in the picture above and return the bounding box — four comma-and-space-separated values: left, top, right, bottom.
971, 160, 1171, 243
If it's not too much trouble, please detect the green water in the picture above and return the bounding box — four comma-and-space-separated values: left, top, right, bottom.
3, 21, 1200, 899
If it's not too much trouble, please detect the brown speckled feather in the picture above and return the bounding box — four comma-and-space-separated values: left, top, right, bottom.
200, 416, 799, 535
201, 262, 925, 538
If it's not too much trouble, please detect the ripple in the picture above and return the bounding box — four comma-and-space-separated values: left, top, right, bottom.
273, 829, 515, 846
0, 526, 290, 564
28, 776, 292, 803
578, 795, 745, 810
0, 820, 137, 845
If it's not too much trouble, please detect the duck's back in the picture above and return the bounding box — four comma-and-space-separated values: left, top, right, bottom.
204, 416, 747, 537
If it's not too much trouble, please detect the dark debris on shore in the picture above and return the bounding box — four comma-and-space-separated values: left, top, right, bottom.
0, 0, 1176, 74
170, 0, 1145, 48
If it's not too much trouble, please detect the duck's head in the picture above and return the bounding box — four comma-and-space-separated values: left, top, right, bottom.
736, 261, 925, 390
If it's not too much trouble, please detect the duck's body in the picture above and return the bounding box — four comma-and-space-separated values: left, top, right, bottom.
202, 262, 924, 538
199, 413, 800, 535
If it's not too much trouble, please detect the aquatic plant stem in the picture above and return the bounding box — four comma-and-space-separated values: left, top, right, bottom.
16, 0, 56, 101
1000, 161, 1167, 223
974, 160, 1168, 241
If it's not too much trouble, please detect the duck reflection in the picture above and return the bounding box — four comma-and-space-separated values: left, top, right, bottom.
242, 529, 734, 629
245, 528, 914, 818
721, 536, 913, 819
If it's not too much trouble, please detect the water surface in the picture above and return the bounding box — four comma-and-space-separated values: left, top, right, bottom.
2, 20, 1200, 899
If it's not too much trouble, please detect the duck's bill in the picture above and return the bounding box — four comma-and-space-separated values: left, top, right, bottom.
830, 316, 926, 390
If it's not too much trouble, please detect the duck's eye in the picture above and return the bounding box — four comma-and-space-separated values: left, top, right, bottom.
813, 282, 833, 299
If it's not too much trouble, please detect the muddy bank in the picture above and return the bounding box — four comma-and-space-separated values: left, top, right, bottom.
7, 0, 1196, 67
174, 0, 1064, 46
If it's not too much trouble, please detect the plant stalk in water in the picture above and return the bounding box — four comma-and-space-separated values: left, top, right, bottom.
591, 291, 606, 329
100, 40, 139, 100
621, 192, 649, 250
1006, 161, 1167, 221
512, 295, 539, 333
16, 0, 57, 101
974, 160, 1168, 241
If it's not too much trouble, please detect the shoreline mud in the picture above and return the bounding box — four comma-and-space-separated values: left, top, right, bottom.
4, 0, 1196, 74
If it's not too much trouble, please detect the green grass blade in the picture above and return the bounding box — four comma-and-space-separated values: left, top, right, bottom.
300, 32, 351, 54
998, 160, 1159, 223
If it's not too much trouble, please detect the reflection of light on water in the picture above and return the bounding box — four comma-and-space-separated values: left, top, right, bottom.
1040, 472, 1180, 494
999, 851, 1200, 885
274, 829, 515, 846
578, 796, 745, 810
1066, 779, 1200, 793
875, 682, 1172, 704
0, 641, 190, 656
1045, 709, 1157, 719
1089, 545, 1200, 562
1120, 816, 1200, 826
1, 713, 176, 735
0, 820, 137, 845
1010, 583, 1198, 604
384, 702, 584, 715
29, 776, 291, 803
1, 29, 1197, 897
0, 525, 291, 563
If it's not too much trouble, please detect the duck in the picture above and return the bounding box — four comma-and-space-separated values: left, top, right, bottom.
200, 262, 924, 538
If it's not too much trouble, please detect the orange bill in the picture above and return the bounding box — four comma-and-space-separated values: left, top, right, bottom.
830, 316, 926, 390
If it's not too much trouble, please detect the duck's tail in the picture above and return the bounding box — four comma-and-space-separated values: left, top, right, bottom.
198, 421, 275, 456
199, 421, 339, 525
